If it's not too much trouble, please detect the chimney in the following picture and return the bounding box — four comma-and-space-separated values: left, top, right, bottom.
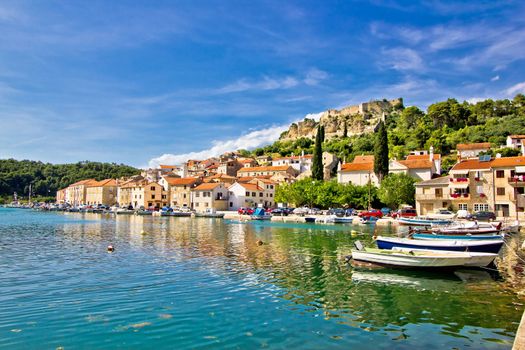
429, 146, 434, 162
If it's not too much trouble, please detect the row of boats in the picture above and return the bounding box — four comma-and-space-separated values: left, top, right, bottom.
350, 220, 520, 269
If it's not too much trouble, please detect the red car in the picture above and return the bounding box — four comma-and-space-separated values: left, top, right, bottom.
392, 208, 417, 219
358, 209, 383, 218
238, 207, 254, 215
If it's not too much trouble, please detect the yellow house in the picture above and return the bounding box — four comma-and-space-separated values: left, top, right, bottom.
191, 182, 229, 212
118, 179, 168, 209
85, 179, 118, 206
161, 176, 202, 208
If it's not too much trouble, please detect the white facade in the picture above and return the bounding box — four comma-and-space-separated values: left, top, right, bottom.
338, 170, 379, 186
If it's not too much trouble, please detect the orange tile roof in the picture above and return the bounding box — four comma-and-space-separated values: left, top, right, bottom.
238, 158, 257, 163
193, 182, 222, 191
456, 142, 491, 151
340, 162, 373, 172
235, 183, 263, 191
163, 177, 199, 186
406, 154, 441, 161
272, 154, 313, 161
91, 179, 117, 187
490, 156, 525, 168
399, 159, 433, 169
353, 155, 374, 163
509, 135, 525, 139
238, 165, 291, 173
450, 159, 492, 171
159, 164, 176, 169
69, 179, 98, 187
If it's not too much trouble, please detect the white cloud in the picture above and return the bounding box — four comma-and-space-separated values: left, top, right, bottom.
304, 68, 329, 86
147, 111, 325, 168
466, 97, 485, 104
491, 75, 500, 82
505, 82, 525, 96
381, 47, 424, 71
216, 76, 299, 94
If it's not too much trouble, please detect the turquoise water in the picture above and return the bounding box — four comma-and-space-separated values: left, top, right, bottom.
0, 208, 522, 349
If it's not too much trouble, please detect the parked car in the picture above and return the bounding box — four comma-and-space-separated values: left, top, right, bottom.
327, 208, 345, 217
238, 207, 254, 215
427, 209, 456, 219
344, 208, 357, 216
470, 211, 496, 222
392, 208, 417, 219
270, 208, 288, 216
358, 209, 383, 218
292, 206, 310, 216
308, 208, 322, 215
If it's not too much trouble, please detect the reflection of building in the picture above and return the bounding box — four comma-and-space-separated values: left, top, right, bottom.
415, 156, 525, 218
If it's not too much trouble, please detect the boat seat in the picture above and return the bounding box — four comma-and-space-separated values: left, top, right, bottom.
354, 240, 365, 251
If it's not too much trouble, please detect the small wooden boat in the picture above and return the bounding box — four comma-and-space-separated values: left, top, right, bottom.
376, 236, 503, 253
398, 217, 452, 226
333, 216, 355, 224
350, 246, 497, 268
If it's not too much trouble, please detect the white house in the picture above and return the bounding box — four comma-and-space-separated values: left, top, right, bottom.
506, 135, 525, 155
228, 179, 276, 210
456, 143, 491, 160
271, 153, 312, 174
337, 156, 379, 186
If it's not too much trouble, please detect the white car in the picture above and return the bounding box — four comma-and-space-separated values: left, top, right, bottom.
426, 209, 456, 219
292, 207, 310, 215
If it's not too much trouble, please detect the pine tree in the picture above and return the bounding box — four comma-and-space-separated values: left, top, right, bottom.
312, 125, 324, 180
374, 121, 389, 182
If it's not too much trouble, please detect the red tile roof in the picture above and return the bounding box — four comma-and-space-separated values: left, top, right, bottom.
340, 162, 373, 172
238, 165, 292, 173
456, 142, 491, 151
353, 155, 374, 163
490, 156, 525, 168
193, 182, 222, 191
450, 159, 492, 171
399, 159, 433, 169
406, 154, 441, 161
163, 177, 199, 186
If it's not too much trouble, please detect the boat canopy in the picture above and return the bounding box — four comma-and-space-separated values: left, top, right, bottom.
253, 208, 266, 216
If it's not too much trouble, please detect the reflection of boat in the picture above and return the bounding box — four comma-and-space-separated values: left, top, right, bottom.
351, 270, 464, 292
351, 246, 497, 268
305, 217, 316, 223
359, 216, 377, 225
376, 236, 503, 253
135, 210, 152, 216
115, 209, 134, 215
398, 217, 452, 226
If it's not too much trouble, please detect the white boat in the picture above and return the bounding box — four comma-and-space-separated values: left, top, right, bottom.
375, 236, 503, 253
333, 216, 355, 224
398, 217, 452, 226
350, 246, 497, 268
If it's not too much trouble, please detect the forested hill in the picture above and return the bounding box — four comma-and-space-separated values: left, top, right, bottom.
0, 160, 140, 201
247, 94, 525, 169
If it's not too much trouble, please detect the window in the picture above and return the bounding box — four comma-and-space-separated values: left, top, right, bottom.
205, 202, 209, 207
151, 186, 156, 190
196, 203, 199, 207
246, 192, 250, 197
252, 192, 256, 197
458, 204, 468, 211
230, 202, 233, 207
496, 170, 505, 178
435, 188, 442, 198
270, 193, 273, 197
162, 195, 166, 199
497, 187, 505, 196
259, 192, 263, 197
151, 195, 155, 199
196, 192, 200, 197
474, 203, 489, 212
184, 185, 187, 190
183, 194, 187, 198
148, 202, 152, 207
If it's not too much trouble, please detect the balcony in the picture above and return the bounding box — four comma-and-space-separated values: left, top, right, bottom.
416, 194, 450, 200
508, 176, 525, 186
450, 193, 470, 200
449, 177, 469, 183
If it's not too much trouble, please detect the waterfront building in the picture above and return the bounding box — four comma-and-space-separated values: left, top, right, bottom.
228, 178, 276, 210
85, 179, 118, 206
66, 179, 98, 206
337, 156, 378, 186
56, 188, 66, 204
415, 155, 525, 218
203, 173, 237, 184
160, 176, 201, 208
118, 179, 167, 209
191, 182, 229, 212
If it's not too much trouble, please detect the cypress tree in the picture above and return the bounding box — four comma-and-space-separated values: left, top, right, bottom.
319, 125, 325, 143
374, 121, 389, 182
312, 125, 324, 180
343, 122, 348, 138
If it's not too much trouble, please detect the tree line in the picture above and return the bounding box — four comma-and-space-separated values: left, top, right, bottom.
0, 159, 140, 202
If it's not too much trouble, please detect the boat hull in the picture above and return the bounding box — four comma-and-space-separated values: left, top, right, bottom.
412, 233, 503, 240
376, 236, 503, 253
398, 217, 452, 226
351, 248, 497, 268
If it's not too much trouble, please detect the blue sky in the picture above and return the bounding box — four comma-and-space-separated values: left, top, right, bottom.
0, 0, 524, 168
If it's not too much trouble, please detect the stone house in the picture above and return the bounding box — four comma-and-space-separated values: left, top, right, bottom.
191, 182, 229, 212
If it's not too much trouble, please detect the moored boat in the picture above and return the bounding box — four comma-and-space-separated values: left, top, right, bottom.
350, 246, 497, 268
398, 217, 452, 226
375, 236, 503, 253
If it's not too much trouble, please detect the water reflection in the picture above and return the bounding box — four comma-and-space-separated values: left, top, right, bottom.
3, 210, 522, 349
